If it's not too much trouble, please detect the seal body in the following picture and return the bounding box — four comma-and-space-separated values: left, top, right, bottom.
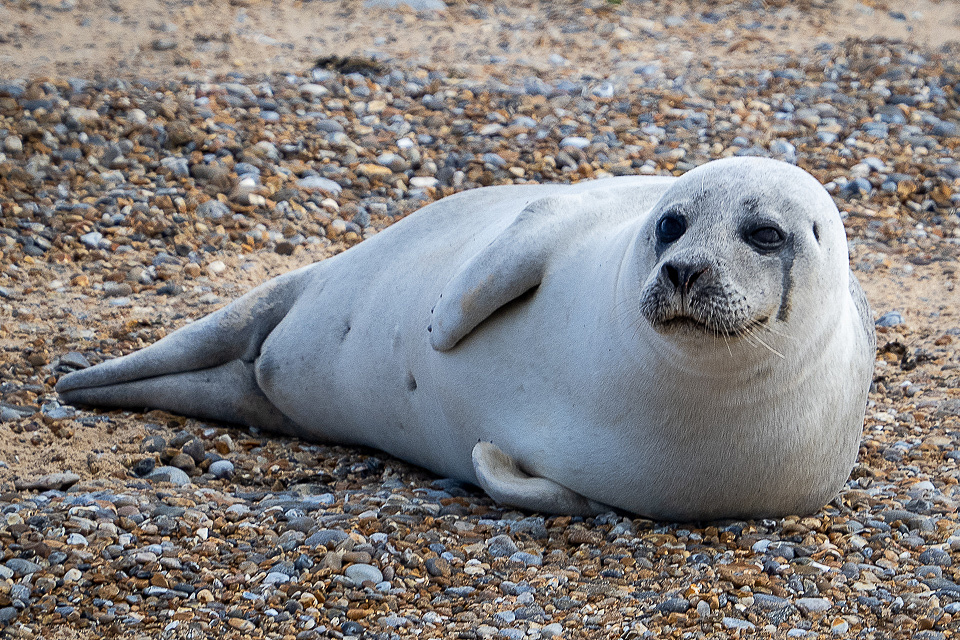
57, 157, 876, 520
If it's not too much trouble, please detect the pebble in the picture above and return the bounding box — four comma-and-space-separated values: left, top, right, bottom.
4, 559, 40, 577
876, 310, 905, 327
196, 200, 230, 220
487, 534, 519, 558
209, 459, 234, 479
145, 466, 191, 486
344, 563, 383, 585
796, 597, 832, 614
14, 472, 80, 491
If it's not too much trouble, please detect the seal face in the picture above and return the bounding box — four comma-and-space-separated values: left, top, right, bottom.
56, 157, 876, 521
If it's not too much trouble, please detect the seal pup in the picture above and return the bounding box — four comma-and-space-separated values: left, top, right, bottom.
57, 157, 876, 520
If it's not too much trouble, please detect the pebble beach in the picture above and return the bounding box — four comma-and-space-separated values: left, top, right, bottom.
0, 0, 958, 638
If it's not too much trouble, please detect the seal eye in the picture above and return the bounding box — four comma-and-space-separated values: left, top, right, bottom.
747, 226, 786, 251
656, 214, 686, 244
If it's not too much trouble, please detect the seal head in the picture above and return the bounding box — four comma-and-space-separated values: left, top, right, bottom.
637, 157, 848, 354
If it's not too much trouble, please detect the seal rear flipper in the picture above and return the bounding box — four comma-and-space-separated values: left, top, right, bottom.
430, 195, 581, 351
57, 269, 306, 410
471, 441, 609, 516
61, 360, 298, 433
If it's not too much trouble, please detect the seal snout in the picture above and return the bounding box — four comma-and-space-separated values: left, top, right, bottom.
662, 261, 710, 295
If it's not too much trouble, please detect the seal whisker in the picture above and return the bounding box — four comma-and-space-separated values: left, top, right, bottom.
741, 324, 785, 359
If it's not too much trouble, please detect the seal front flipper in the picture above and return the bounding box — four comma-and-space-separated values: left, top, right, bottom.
55, 269, 306, 432
471, 441, 609, 516
430, 195, 580, 351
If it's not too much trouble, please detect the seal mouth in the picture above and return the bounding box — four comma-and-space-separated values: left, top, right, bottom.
654, 314, 771, 338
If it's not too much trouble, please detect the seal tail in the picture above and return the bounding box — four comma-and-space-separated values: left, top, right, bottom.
56, 269, 307, 432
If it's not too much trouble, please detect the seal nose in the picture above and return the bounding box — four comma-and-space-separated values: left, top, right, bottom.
662, 262, 710, 294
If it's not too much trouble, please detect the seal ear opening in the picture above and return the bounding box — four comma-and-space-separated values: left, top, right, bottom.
471, 441, 608, 516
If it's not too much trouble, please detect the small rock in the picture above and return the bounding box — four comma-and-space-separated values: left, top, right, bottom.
140, 435, 166, 453
488, 535, 519, 558
66, 533, 88, 546
169, 453, 196, 473
297, 175, 342, 195
425, 557, 451, 577
559, 136, 591, 149
196, 200, 231, 220
306, 529, 349, 548
59, 352, 91, 370
146, 466, 191, 486
5, 559, 41, 577
130, 458, 156, 477
876, 311, 904, 327
14, 472, 80, 492
796, 597, 832, 614
344, 563, 383, 585
3, 136, 23, 154
508, 551, 541, 566
209, 460, 234, 479
181, 438, 205, 463
919, 548, 952, 567
722, 617, 756, 631
151, 39, 177, 51
660, 597, 690, 613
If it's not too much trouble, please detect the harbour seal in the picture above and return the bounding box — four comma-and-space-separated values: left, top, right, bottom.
57, 157, 876, 520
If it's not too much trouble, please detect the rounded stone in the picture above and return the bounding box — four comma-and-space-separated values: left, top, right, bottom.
344, 563, 383, 585
209, 460, 235, 479
146, 466, 191, 486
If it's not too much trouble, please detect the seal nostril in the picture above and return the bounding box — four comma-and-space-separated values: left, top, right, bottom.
663, 263, 681, 289
685, 267, 709, 292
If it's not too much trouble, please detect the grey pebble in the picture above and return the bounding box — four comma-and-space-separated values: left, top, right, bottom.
4, 559, 40, 577
487, 534, 519, 558
795, 597, 831, 614
379, 615, 407, 628
209, 459, 234, 479
59, 352, 91, 370
754, 593, 790, 610
9, 583, 30, 604
306, 529, 349, 548
196, 200, 231, 220
140, 435, 166, 453
146, 466, 191, 486
508, 551, 541, 566
659, 597, 690, 613
181, 438, 204, 463
493, 610, 516, 625
876, 311, 904, 327
919, 548, 952, 567
722, 617, 755, 631
297, 175, 342, 195
0, 607, 17, 624
344, 563, 383, 585
67, 533, 88, 546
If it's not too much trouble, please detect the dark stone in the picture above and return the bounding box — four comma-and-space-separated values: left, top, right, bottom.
130, 458, 156, 477
140, 435, 166, 453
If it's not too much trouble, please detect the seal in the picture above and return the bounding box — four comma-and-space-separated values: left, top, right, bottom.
57, 157, 876, 520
